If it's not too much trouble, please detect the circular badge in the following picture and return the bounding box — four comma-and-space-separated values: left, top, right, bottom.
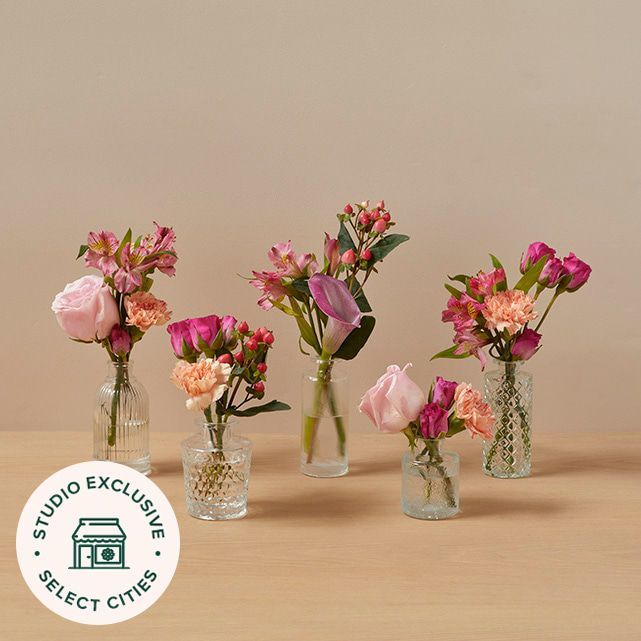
16, 461, 180, 625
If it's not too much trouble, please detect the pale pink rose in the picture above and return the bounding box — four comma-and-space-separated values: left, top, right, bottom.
482, 289, 537, 336
359, 364, 426, 433
125, 291, 172, 332
454, 383, 495, 439
170, 358, 231, 411
52, 275, 119, 341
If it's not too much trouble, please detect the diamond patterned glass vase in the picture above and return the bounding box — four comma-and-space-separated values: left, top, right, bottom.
482, 359, 533, 478
181, 421, 252, 520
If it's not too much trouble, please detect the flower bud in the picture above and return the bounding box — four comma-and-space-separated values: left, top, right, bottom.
341, 249, 356, 265
253, 381, 265, 394
343, 203, 353, 215
217, 353, 233, 365
234, 351, 244, 364
263, 331, 275, 345
369, 209, 380, 220
372, 219, 387, 234
361, 248, 372, 262
245, 338, 258, 351
257, 362, 267, 373
360, 200, 370, 209
376, 200, 385, 210
381, 212, 391, 222
237, 320, 249, 334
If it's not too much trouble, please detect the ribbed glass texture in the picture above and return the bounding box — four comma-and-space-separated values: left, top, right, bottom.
93, 361, 150, 475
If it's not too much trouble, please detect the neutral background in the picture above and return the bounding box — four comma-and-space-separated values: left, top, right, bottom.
1, 1, 638, 437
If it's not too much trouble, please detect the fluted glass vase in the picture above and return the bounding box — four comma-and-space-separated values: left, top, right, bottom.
300, 356, 348, 478
93, 361, 150, 475
181, 421, 252, 520
482, 359, 533, 478
401, 439, 459, 520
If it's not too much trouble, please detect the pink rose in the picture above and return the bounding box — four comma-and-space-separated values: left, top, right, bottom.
562, 252, 591, 292
359, 364, 426, 433
432, 376, 458, 410
419, 402, 449, 439
454, 383, 495, 439
520, 242, 555, 274
511, 328, 541, 361
52, 275, 119, 341
538, 257, 564, 288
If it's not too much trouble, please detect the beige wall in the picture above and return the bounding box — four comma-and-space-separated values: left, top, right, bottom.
1, 1, 638, 438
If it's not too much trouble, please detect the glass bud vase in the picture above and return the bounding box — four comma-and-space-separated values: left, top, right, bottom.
93, 361, 150, 475
482, 359, 533, 478
401, 439, 459, 520
300, 356, 348, 478
181, 420, 252, 520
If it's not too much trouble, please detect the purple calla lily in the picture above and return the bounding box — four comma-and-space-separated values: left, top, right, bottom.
309, 274, 362, 354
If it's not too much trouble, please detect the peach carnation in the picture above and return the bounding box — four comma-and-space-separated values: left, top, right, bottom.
482, 289, 537, 336
170, 358, 231, 411
454, 383, 495, 439
125, 291, 172, 331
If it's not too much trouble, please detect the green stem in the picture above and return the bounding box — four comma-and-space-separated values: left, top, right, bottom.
108, 360, 126, 447
534, 291, 560, 332
422, 440, 456, 508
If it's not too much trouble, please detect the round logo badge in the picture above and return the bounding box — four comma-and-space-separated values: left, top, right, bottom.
16, 461, 180, 625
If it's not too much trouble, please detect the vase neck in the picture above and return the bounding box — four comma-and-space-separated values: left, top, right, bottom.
416, 438, 443, 459
200, 420, 237, 449
492, 358, 523, 374
107, 360, 132, 376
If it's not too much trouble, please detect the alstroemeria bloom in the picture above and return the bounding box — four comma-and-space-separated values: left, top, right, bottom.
308, 274, 362, 354
324, 233, 340, 276
520, 242, 555, 273
113, 243, 150, 293
167, 319, 196, 358
442, 294, 485, 327
562, 252, 592, 292
250, 270, 289, 310
267, 241, 318, 278
453, 326, 489, 369
149, 222, 178, 276
469, 268, 506, 298
511, 328, 542, 361
432, 376, 458, 410
85, 230, 119, 276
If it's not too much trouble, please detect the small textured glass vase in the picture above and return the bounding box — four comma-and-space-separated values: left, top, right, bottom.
300, 356, 348, 478
483, 359, 533, 478
93, 361, 150, 475
181, 421, 252, 520
401, 440, 459, 520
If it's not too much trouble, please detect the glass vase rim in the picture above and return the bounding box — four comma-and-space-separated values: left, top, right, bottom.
308, 354, 343, 363
195, 417, 239, 429
491, 357, 524, 367
108, 359, 133, 367
181, 430, 250, 453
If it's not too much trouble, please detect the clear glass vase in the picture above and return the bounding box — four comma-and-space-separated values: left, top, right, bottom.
482, 359, 533, 478
401, 439, 459, 520
93, 361, 150, 475
181, 421, 252, 520
300, 356, 348, 478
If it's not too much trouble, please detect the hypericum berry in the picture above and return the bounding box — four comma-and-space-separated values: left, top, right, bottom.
253, 381, 265, 394
361, 248, 372, 261
360, 200, 370, 209
257, 362, 267, 373
245, 338, 258, 351
372, 219, 387, 234
369, 209, 380, 220
343, 203, 353, 214
217, 353, 233, 365
381, 212, 391, 222
254, 327, 268, 341
358, 212, 370, 226
234, 351, 244, 364
237, 320, 249, 334
376, 200, 385, 210
263, 331, 274, 345
341, 249, 356, 265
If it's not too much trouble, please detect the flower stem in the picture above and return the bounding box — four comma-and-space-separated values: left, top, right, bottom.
422, 440, 456, 508
108, 360, 126, 447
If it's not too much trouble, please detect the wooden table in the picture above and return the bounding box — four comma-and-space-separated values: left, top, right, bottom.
1, 431, 639, 640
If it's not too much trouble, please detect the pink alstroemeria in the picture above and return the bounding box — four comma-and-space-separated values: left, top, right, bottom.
267, 241, 318, 278
454, 327, 489, 369
469, 268, 506, 298
149, 222, 178, 276
85, 230, 119, 276
323, 233, 341, 276
113, 243, 151, 293
308, 274, 362, 354
442, 294, 485, 326
249, 270, 289, 310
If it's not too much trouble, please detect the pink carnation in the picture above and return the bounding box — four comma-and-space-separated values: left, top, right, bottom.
454, 383, 495, 439
482, 289, 537, 336
170, 358, 231, 411
125, 291, 172, 331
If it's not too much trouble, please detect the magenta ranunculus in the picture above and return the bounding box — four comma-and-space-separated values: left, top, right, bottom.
538, 257, 564, 288
469, 268, 506, 298
511, 328, 542, 361
309, 274, 362, 354
167, 320, 195, 358
52, 275, 120, 342
562, 252, 591, 292
189, 315, 222, 350
520, 242, 555, 274
324, 233, 340, 276
432, 376, 458, 410
109, 325, 131, 356
419, 402, 449, 439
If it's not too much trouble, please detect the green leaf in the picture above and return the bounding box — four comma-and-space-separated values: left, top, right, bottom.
142, 275, 154, 292
333, 316, 376, 360
296, 316, 320, 353
338, 221, 356, 254
444, 284, 463, 299
76, 245, 89, 259
348, 278, 372, 313
231, 400, 291, 417
291, 277, 311, 296
446, 416, 466, 437
448, 274, 470, 284
489, 254, 504, 270
369, 234, 410, 263
115, 228, 132, 262
430, 345, 470, 361
514, 255, 548, 294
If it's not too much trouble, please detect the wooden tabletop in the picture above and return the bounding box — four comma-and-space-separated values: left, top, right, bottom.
1, 430, 639, 640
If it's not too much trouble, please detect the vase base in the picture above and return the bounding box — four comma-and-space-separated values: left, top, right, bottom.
186, 501, 247, 521
94, 455, 151, 476
483, 467, 531, 479
300, 458, 348, 478
402, 505, 459, 520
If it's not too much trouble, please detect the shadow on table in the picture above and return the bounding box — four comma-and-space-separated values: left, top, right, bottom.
151, 458, 183, 475
461, 494, 567, 519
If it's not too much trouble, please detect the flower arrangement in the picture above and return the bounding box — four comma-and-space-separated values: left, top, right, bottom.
432, 242, 591, 367
248, 200, 409, 469
52, 223, 177, 448
360, 365, 494, 516
168, 315, 290, 443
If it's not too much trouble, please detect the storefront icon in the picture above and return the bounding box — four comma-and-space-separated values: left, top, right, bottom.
71, 518, 128, 569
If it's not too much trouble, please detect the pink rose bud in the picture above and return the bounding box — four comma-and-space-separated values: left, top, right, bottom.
520, 242, 555, 274
343, 203, 353, 214
376, 200, 385, 210
257, 362, 267, 373
358, 212, 370, 226
109, 325, 131, 356
253, 381, 265, 394
511, 328, 542, 361
341, 249, 356, 265
217, 353, 233, 365
538, 257, 564, 288
263, 331, 275, 345
234, 351, 244, 364
381, 212, 391, 222
245, 338, 258, 351
372, 219, 387, 234
361, 249, 373, 261
237, 320, 249, 334
562, 252, 592, 292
